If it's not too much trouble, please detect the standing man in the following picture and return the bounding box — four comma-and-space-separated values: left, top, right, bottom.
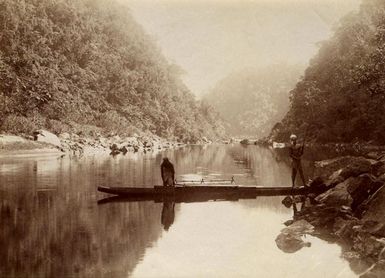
289, 134, 307, 188
161, 157, 175, 186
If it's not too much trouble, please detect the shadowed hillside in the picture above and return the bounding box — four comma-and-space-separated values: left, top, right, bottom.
0, 0, 224, 142
272, 0, 385, 144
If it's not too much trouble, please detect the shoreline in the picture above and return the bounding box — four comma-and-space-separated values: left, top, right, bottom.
275, 153, 385, 277
0, 131, 189, 158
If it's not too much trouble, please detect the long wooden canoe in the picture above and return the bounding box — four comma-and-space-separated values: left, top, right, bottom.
98, 185, 323, 198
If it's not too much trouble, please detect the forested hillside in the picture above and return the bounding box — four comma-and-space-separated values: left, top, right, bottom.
0, 0, 224, 142
272, 0, 385, 144
203, 65, 303, 137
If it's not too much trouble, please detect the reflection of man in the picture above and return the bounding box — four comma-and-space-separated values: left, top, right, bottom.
289, 134, 307, 188
292, 198, 306, 221
282, 195, 306, 220
161, 158, 175, 187
161, 202, 175, 231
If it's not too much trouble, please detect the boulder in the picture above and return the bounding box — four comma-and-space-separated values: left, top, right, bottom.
315, 177, 354, 207
347, 174, 383, 211
143, 140, 153, 148
325, 169, 345, 187
240, 139, 249, 145
119, 146, 128, 154
353, 233, 385, 258
372, 161, 385, 177
376, 174, 385, 183
317, 173, 383, 212
360, 221, 385, 238
340, 161, 372, 179
314, 156, 373, 179
33, 130, 61, 147
59, 132, 71, 140
362, 185, 385, 223
334, 219, 361, 241
309, 176, 326, 188
366, 151, 383, 160
360, 260, 385, 278
110, 143, 119, 151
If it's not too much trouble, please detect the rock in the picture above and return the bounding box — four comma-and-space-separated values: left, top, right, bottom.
335, 219, 361, 241
376, 174, 385, 183
372, 161, 385, 177
143, 140, 153, 148
120, 146, 128, 154
240, 139, 249, 145
353, 233, 385, 258
110, 149, 120, 156
33, 129, 61, 147
201, 137, 210, 144
110, 143, 118, 151
59, 132, 71, 140
111, 135, 121, 142
362, 185, 385, 223
324, 169, 345, 187
343, 251, 372, 275
314, 156, 372, 179
366, 151, 385, 160
302, 205, 346, 230
360, 260, 385, 278
361, 221, 385, 238
332, 216, 347, 233
315, 177, 354, 207
342, 251, 361, 260
347, 174, 383, 211
339, 160, 373, 179
309, 176, 326, 188
316, 173, 383, 212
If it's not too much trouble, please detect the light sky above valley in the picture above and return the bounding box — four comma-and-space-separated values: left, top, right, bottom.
121, 0, 361, 97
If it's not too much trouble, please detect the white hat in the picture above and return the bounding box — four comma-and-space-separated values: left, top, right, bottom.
290, 134, 297, 140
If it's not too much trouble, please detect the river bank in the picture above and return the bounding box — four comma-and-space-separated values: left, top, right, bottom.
0, 130, 189, 157
276, 153, 385, 277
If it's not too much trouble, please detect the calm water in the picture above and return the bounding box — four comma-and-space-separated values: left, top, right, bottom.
0, 145, 356, 278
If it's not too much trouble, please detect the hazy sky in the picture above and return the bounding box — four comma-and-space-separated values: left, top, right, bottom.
122, 0, 361, 97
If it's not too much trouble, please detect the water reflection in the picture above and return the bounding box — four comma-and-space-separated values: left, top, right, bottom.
0, 145, 356, 277
161, 202, 175, 231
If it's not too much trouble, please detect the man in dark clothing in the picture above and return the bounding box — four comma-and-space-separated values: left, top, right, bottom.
161, 157, 175, 186
289, 134, 307, 188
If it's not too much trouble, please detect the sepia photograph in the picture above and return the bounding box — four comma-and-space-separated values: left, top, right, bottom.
1, 0, 385, 277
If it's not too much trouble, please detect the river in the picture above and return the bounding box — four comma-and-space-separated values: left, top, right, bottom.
0, 144, 357, 277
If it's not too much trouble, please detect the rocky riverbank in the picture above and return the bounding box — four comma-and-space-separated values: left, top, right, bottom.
0, 130, 187, 157
276, 153, 385, 277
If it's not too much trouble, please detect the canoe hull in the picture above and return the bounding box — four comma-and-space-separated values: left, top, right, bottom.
97, 185, 318, 198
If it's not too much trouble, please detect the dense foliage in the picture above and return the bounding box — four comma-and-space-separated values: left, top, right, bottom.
203, 65, 303, 137
273, 0, 385, 144
0, 0, 224, 142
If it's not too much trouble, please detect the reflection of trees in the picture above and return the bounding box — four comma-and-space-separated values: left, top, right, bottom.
0, 190, 164, 277
0, 156, 165, 277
